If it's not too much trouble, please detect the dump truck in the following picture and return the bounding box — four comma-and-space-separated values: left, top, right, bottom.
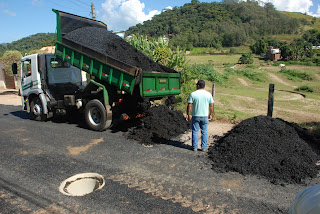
12, 9, 181, 131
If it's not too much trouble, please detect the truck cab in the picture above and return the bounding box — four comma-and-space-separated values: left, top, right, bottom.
17, 54, 84, 120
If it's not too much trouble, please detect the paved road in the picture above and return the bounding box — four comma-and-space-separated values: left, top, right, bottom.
0, 104, 305, 213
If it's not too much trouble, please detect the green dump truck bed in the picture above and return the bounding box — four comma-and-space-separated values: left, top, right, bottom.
53, 9, 181, 99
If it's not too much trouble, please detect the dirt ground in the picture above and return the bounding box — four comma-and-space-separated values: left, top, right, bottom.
0, 90, 21, 106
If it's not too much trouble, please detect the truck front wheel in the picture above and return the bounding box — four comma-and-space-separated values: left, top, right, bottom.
30, 97, 47, 121
84, 99, 108, 131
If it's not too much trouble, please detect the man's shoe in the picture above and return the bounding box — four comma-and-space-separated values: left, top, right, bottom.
201, 148, 208, 152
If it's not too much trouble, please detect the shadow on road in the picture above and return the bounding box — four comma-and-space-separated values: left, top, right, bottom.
166, 139, 193, 150
9, 110, 91, 130
10, 110, 30, 119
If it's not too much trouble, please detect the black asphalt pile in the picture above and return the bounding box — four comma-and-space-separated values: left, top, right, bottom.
63, 27, 166, 73
208, 115, 320, 184
127, 105, 190, 145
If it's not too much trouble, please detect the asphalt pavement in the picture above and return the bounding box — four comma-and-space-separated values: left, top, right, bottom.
0, 104, 312, 213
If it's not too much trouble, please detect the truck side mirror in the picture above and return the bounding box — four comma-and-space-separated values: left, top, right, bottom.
12, 63, 18, 75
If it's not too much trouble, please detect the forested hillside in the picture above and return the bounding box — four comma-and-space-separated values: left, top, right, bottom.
126, 0, 301, 49
0, 33, 56, 57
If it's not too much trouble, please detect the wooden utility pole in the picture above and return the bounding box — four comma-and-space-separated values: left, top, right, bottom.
91, 3, 96, 20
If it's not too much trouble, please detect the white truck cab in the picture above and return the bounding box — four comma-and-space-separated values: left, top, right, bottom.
14, 54, 84, 121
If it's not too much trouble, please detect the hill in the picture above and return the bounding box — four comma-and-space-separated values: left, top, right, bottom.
0, 33, 56, 57
126, 1, 302, 49
282, 11, 320, 30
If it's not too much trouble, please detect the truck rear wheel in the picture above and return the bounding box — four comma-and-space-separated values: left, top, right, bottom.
84, 99, 109, 131
30, 97, 47, 121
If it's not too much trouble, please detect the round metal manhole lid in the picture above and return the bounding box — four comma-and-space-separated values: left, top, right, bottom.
59, 173, 105, 196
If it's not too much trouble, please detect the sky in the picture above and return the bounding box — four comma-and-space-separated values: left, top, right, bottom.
0, 0, 320, 44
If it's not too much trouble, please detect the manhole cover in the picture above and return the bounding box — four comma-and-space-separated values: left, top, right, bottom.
59, 173, 105, 196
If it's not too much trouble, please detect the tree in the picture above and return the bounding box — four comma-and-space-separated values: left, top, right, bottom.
2, 50, 22, 76
239, 53, 253, 64
126, 1, 300, 48
250, 39, 267, 55
279, 42, 292, 61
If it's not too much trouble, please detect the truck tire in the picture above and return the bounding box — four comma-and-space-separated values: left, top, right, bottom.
84, 99, 108, 131
30, 97, 47, 121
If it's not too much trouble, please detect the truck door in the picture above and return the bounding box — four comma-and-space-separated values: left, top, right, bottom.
21, 59, 33, 96
21, 57, 41, 97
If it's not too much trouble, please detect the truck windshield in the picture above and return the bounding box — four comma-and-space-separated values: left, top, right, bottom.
47, 58, 82, 85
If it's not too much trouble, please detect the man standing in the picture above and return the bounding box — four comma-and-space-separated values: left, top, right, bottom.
186, 80, 214, 151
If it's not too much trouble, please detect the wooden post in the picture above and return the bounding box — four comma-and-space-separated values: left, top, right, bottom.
91, 3, 96, 20
212, 83, 215, 100
267, 84, 274, 117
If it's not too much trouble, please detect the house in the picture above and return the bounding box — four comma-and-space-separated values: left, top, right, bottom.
266, 47, 281, 62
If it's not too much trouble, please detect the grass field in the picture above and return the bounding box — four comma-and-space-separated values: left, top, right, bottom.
186, 54, 265, 66
180, 54, 320, 128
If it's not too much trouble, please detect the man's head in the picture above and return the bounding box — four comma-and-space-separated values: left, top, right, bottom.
196, 80, 205, 89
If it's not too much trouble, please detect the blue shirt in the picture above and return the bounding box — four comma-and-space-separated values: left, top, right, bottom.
188, 89, 214, 117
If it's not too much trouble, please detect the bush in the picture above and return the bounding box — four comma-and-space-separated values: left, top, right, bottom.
229, 47, 237, 54
191, 64, 226, 84
280, 69, 314, 81
295, 85, 314, 93
239, 53, 253, 64
239, 69, 265, 82
2, 50, 22, 76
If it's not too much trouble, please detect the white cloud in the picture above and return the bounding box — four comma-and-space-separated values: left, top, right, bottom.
265, 0, 313, 14
99, 0, 161, 31
2, 9, 16, 16
313, 4, 320, 17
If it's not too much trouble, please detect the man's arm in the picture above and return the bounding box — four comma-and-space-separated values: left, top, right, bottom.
208, 103, 214, 121
186, 103, 192, 121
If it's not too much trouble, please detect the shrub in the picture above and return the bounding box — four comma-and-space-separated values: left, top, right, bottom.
295, 85, 314, 93
280, 69, 314, 81
239, 53, 254, 64
239, 69, 264, 82
229, 47, 237, 54
2, 50, 22, 76
191, 64, 226, 84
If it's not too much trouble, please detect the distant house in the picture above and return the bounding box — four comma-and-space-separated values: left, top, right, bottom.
266, 47, 281, 62
312, 46, 320, 50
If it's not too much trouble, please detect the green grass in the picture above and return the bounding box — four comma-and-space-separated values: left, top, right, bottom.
177, 55, 320, 124
186, 54, 242, 66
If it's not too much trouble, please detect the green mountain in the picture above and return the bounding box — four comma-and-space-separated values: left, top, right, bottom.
126, 1, 302, 49
0, 33, 56, 57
